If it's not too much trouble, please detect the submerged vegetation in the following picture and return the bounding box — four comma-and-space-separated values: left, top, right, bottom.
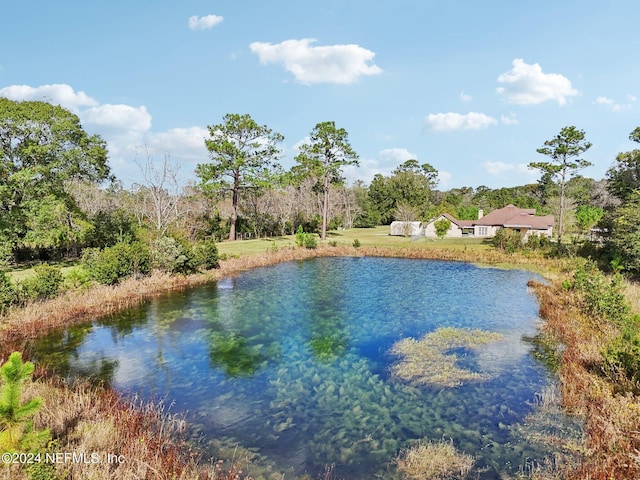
390, 327, 504, 387
395, 438, 474, 480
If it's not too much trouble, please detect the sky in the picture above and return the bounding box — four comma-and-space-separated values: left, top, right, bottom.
1, 0, 639, 190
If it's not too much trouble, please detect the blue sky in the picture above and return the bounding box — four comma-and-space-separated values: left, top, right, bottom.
1, 0, 639, 189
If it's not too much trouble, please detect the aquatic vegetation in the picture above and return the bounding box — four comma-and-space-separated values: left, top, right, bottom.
395, 438, 474, 480
31, 257, 568, 479
390, 327, 504, 387
208, 331, 265, 377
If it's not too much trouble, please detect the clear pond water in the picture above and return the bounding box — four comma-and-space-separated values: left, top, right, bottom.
33, 257, 577, 479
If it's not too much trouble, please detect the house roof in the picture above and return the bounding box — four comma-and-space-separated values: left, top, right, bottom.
473, 204, 554, 229
428, 213, 474, 228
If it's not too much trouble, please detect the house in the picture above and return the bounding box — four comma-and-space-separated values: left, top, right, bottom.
423, 205, 554, 239
423, 213, 474, 237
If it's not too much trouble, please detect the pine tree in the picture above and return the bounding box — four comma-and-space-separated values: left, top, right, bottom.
0, 352, 49, 451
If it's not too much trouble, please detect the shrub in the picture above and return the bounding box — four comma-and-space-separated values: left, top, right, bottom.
525, 233, 550, 251
82, 241, 151, 285
295, 225, 306, 247
192, 238, 219, 270
0, 271, 14, 314
328, 240, 338, 247
15, 264, 64, 302
64, 266, 93, 289
295, 226, 317, 249
303, 234, 317, 249
491, 228, 523, 253
352, 239, 361, 248
151, 236, 195, 274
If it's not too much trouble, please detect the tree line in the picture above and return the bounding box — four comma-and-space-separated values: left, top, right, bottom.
1, 98, 640, 275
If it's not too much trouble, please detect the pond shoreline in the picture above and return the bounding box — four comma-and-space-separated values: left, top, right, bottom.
0, 244, 566, 480
0, 245, 560, 356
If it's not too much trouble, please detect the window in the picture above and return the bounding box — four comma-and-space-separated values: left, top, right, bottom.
478, 226, 488, 236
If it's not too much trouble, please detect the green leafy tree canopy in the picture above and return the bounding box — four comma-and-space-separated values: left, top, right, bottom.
294, 121, 359, 240
529, 126, 592, 244
196, 113, 284, 241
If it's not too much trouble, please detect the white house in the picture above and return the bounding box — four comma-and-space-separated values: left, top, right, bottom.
422, 205, 554, 239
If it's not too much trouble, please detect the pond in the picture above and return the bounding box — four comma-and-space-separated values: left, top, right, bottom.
33, 257, 577, 479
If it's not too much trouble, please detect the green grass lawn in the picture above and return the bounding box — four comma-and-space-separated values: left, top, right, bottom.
216, 226, 492, 256
6, 227, 493, 280
7, 261, 77, 282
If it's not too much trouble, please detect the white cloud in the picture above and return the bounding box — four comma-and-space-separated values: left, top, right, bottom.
0, 82, 209, 185
459, 91, 472, 102
146, 127, 208, 154
483, 161, 534, 176
594, 96, 632, 112
343, 148, 417, 185
249, 38, 383, 85
81, 104, 152, 134
425, 112, 497, 132
500, 112, 518, 125
377, 147, 418, 164
188, 15, 223, 30
438, 171, 452, 189
0, 83, 98, 112
496, 59, 578, 105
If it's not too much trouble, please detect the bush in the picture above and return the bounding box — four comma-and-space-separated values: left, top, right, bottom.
192, 239, 219, 270
0, 271, 14, 314
303, 234, 318, 249
82, 242, 150, 285
491, 228, 523, 253
525, 233, 550, 251
16, 264, 64, 302
151, 236, 194, 274
352, 239, 361, 248
295, 226, 317, 249
64, 266, 93, 289
571, 260, 640, 392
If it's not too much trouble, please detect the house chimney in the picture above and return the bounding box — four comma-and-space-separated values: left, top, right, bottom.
478, 209, 484, 219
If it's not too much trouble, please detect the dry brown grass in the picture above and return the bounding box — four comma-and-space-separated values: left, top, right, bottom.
1, 378, 251, 480
395, 439, 474, 480
530, 279, 640, 480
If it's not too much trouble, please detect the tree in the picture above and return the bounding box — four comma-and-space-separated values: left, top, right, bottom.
575, 205, 604, 234
608, 190, 640, 275
133, 149, 186, 237
606, 127, 640, 202
196, 114, 283, 241
530, 126, 592, 244
0, 352, 49, 451
434, 218, 451, 239
368, 159, 438, 224
0, 99, 110, 254
294, 121, 359, 240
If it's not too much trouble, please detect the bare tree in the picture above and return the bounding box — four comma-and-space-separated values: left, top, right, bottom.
133, 148, 187, 237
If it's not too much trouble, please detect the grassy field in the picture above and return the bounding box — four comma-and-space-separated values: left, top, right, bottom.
217, 226, 492, 257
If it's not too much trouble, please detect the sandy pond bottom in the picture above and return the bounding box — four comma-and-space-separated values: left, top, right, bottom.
33, 257, 581, 479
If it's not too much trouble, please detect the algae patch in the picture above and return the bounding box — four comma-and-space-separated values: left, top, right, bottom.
390, 327, 503, 387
